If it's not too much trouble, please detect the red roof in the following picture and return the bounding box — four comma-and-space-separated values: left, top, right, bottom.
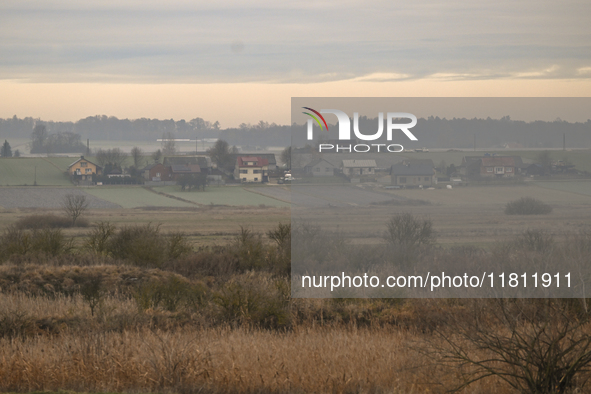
481, 157, 515, 167
237, 156, 269, 167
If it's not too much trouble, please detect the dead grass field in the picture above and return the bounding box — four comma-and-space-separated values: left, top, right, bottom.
0, 291, 510, 394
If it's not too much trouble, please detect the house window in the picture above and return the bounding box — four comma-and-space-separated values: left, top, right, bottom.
399, 177, 406, 184
242, 177, 247, 181
240, 169, 248, 174
495, 167, 504, 174
254, 177, 258, 182
425, 177, 430, 181
80, 162, 87, 167
486, 167, 493, 172
506, 167, 513, 172
85, 168, 92, 174
314, 167, 320, 172
253, 169, 262, 174
156, 172, 161, 177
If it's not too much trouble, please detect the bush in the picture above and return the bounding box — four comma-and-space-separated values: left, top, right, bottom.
14, 214, 89, 229
213, 272, 290, 329
134, 275, 207, 312
85, 221, 116, 255
505, 197, 553, 215
0, 226, 73, 260
105, 224, 192, 267
514, 229, 554, 252
383, 213, 434, 249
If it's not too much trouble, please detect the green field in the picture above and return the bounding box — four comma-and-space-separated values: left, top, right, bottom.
0, 157, 74, 186
84, 186, 194, 208
155, 185, 290, 207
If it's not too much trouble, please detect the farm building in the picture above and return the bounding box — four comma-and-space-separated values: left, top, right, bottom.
234, 156, 269, 183
171, 164, 201, 180
341, 159, 376, 177
67, 156, 102, 181
229, 153, 277, 171
142, 163, 173, 182
390, 159, 436, 187
459, 156, 525, 179
163, 156, 211, 171
304, 158, 336, 176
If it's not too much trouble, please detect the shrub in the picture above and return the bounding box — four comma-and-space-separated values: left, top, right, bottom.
14, 214, 88, 229
430, 299, 591, 394
29, 228, 74, 257
106, 224, 192, 267
384, 213, 434, 249
232, 226, 266, 272
505, 197, 553, 215
0, 226, 73, 260
213, 272, 290, 329
85, 221, 116, 255
514, 229, 554, 252
134, 276, 207, 312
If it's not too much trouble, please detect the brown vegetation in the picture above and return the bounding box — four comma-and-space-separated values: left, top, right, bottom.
1, 213, 591, 393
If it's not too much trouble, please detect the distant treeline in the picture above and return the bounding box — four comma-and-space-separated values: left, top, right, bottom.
1, 115, 590, 149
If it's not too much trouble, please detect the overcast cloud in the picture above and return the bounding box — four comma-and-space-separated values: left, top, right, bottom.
1, 0, 590, 83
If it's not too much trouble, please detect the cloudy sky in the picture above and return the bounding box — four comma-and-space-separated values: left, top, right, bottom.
1, 0, 590, 126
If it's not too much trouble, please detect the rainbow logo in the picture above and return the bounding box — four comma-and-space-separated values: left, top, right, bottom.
302, 107, 329, 132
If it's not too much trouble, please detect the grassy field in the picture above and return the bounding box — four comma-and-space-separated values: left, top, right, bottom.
84, 186, 194, 209
0, 157, 73, 186
156, 185, 290, 207
532, 179, 591, 196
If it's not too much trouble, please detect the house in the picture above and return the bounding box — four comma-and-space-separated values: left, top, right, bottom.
460, 156, 524, 179
163, 156, 211, 172
341, 159, 377, 177
170, 164, 201, 180
142, 163, 173, 181
229, 153, 277, 171
234, 156, 269, 182
67, 156, 102, 181
105, 168, 125, 178
304, 158, 335, 177
390, 159, 436, 187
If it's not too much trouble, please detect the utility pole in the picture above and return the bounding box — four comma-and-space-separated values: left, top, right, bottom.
34, 166, 37, 186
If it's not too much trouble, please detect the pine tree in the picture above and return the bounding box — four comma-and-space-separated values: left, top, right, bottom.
1, 140, 12, 157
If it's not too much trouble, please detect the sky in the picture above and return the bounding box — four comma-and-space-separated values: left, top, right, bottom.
1, 0, 590, 127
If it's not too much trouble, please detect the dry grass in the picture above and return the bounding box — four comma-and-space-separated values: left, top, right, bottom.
0, 325, 510, 393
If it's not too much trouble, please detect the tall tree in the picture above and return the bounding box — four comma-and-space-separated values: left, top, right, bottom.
280, 146, 291, 169
1, 140, 12, 157
207, 139, 233, 170
30, 124, 48, 153
161, 132, 176, 156
537, 150, 552, 175
130, 146, 144, 168
152, 149, 162, 164
62, 194, 89, 226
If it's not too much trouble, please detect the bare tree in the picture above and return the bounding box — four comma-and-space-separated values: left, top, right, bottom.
161, 132, 176, 156
152, 149, 162, 164
427, 299, 591, 394
95, 148, 127, 167
131, 146, 144, 168
62, 194, 89, 226
280, 146, 291, 169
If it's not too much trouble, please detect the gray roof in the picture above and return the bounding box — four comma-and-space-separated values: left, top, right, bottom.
342, 159, 377, 168
305, 158, 335, 168
390, 160, 434, 176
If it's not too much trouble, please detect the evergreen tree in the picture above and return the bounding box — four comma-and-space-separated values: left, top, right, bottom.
1, 140, 12, 157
